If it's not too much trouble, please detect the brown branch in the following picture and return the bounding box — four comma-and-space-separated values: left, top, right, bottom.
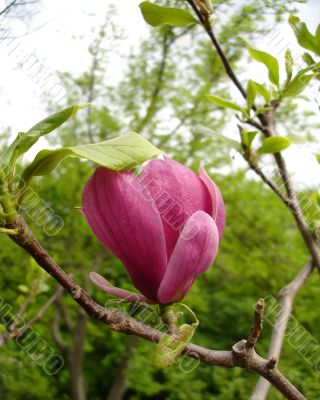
247, 298, 265, 348
250, 261, 314, 400
5, 216, 306, 400
186, 0, 247, 100
247, 160, 290, 206
256, 112, 320, 270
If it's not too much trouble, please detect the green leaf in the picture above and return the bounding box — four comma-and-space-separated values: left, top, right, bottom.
206, 94, 243, 112
139, 2, 197, 27
250, 81, 271, 103
245, 42, 280, 87
21, 133, 162, 186
289, 15, 320, 56
254, 107, 272, 115
18, 284, 29, 294
196, 126, 242, 152
246, 80, 257, 110
257, 136, 292, 154
282, 73, 314, 97
285, 49, 293, 83
3, 104, 89, 171
303, 52, 315, 66
242, 130, 258, 147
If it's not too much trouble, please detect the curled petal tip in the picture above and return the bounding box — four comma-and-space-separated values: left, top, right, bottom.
89, 272, 154, 304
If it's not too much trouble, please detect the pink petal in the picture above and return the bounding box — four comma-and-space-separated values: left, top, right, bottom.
139, 159, 212, 260
82, 167, 167, 301
157, 211, 219, 304
89, 272, 154, 304
199, 163, 226, 239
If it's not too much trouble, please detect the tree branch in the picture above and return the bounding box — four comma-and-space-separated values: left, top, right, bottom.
250, 261, 314, 400
186, 0, 247, 99
5, 216, 306, 400
0, 285, 63, 345
186, 0, 320, 270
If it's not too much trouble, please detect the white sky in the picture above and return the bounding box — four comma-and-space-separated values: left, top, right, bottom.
0, 0, 319, 186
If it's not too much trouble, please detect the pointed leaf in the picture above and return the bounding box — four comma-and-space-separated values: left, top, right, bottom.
245, 42, 280, 87
285, 49, 293, 82
247, 80, 257, 110
21, 133, 162, 186
282, 74, 314, 97
139, 2, 197, 27
242, 130, 258, 147
206, 94, 243, 112
3, 105, 89, 170
250, 81, 271, 103
257, 136, 292, 154
303, 52, 316, 66
289, 15, 320, 56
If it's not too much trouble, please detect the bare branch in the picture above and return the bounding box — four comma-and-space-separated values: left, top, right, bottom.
0, 285, 63, 345
250, 261, 314, 400
186, 0, 247, 100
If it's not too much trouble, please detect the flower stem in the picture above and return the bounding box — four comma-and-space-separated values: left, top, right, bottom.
159, 304, 178, 335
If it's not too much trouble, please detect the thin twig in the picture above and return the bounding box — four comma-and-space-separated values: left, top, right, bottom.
247, 298, 265, 348
250, 261, 314, 400
0, 286, 63, 344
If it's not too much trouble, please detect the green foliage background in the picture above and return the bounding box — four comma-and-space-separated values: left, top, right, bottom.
0, 0, 319, 399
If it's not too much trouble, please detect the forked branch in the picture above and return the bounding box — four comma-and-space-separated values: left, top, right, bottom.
5, 216, 306, 400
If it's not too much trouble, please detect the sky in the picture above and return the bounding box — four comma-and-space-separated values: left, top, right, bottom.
0, 0, 319, 186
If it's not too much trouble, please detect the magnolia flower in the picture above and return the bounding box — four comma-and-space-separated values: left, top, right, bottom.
82, 158, 225, 304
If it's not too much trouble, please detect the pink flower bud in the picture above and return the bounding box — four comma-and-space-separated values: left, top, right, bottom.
82, 158, 225, 304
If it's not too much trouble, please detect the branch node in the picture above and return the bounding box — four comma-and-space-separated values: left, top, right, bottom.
267, 356, 277, 370
71, 285, 82, 299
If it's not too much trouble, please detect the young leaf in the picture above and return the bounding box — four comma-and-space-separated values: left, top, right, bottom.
246, 80, 257, 110
20, 133, 162, 186
3, 104, 89, 170
250, 81, 271, 103
245, 43, 280, 87
242, 130, 258, 147
303, 52, 316, 66
257, 136, 292, 154
289, 16, 320, 56
282, 73, 314, 97
139, 2, 197, 27
285, 49, 293, 83
206, 94, 243, 112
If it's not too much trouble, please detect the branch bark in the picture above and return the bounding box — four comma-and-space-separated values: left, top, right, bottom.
5, 216, 306, 400
250, 261, 314, 400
